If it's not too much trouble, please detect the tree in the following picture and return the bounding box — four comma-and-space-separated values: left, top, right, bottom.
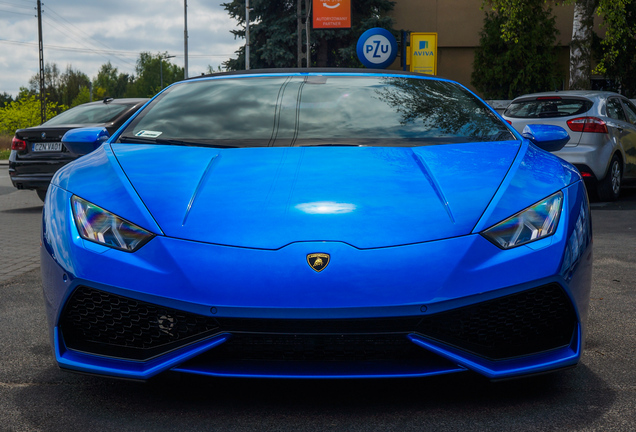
569, 0, 597, 90
27, 63, 90, 109
71, 87, 91, 107
472, 6, 561, 99
126, 52, 184, 98
0, 94, 65, 133
483, 0, 600, 90
28, 62, 62, 103
222, 0, 396, 70
594, 0, 636, 97
58, 66, 91, 107
0, 92, 13, 108
94, 61, 131, 98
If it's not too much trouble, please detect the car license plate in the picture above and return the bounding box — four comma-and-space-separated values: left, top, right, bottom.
32, 142, 63, 152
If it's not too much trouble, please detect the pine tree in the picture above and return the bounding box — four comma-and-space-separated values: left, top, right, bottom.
222, 0, 396, 70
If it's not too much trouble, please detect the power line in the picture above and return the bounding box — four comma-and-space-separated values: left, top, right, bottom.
0, 7, 33, 16
0, 39, 233, 58
0, 0, 32, 9
43, 4, 123, 54
41, 17, 137, 70
41, 15, 137, 69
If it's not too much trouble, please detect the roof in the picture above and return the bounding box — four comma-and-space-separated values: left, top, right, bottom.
188, 68, 436, 81
511, 90, 625, 102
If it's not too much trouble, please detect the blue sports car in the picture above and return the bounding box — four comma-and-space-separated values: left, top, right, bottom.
41, 69, 592, 381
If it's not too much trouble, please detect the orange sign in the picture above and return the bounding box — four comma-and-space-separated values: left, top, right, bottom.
313, 0, 351, 29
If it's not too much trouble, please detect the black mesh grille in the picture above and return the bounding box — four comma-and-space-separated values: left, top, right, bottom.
204, 334, 426, 362
60, 286, 219, 360
416, 283, 577, 359
215, 317, 422, 334
59, 283, 577, 363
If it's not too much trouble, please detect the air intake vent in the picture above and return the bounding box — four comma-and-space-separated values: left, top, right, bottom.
416, 284, 577, 360
60, 286, 219, 360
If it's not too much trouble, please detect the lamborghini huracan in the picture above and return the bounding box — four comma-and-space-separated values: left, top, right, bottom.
41, 69, 592, 381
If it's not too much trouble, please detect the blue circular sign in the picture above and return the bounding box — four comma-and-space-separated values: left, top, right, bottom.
356, 28, 398, 69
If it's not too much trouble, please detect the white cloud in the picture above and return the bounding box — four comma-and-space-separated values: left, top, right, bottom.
0, 0, 243, 97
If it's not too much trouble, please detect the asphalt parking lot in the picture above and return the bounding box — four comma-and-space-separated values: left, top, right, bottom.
0, 162, 635, 431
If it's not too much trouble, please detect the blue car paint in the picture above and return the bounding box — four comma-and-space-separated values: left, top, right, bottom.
475, 140, 580, 232
53, 145, 162, 235
42, 152, 592, 380
61, 127, 110, 156
108, 141, 523, 249
41, 71, 592, 380
522, 124, 571, 152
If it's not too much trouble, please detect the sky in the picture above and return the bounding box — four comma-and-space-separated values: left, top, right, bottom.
0, 0, 244, 97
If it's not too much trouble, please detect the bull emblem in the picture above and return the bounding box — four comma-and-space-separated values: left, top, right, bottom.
307, 253, 330, 272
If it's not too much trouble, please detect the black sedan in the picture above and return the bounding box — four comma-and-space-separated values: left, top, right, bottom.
9, 98, 148, 201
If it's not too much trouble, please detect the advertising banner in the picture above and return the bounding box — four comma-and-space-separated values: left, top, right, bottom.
313, 0, 351, 29
409, 33, 438, 75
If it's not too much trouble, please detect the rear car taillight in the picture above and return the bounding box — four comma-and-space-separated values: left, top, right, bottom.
11, 136, 27, 151
567, 117, 608, 134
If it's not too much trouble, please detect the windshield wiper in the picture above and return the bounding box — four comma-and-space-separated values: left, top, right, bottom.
118, 136, 237, 148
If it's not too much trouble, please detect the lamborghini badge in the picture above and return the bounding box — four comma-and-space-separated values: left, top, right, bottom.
307, 253, 330, 272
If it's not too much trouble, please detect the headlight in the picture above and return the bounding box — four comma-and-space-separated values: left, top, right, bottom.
481, 192, 563, 249
71, 196, 154, 252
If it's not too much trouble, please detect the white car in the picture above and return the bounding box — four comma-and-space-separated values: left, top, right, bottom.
503, 91, 636, 201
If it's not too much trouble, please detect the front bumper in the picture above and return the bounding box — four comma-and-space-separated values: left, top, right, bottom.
9, 153, 74, 191
41, 181, 593, 380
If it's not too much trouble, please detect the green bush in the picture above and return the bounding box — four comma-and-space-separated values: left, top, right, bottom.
472, 5, 562, 99
0, 94, 66, 135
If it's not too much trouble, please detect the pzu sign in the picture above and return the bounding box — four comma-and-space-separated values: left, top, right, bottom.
356, 28, 398, 69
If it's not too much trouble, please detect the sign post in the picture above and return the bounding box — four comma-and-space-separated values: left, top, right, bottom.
408, 33, 438, 75
313, 0, 351, 29
356, 28, 398, 69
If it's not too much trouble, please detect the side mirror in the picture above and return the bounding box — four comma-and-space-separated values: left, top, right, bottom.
62, 127, 110, 156
521, 124, 570, 152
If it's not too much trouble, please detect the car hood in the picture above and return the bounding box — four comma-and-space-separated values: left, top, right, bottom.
110, 142, 522, 249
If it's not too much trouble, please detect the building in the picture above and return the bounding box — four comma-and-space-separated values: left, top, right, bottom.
389, 1, 602, 96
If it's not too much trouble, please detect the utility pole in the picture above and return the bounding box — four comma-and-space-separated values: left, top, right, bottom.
305, 0, 311, 67
36, 0, 45, 123
245, 0, 250, 70
184, 0, 189, 79
297, 0, 310, 68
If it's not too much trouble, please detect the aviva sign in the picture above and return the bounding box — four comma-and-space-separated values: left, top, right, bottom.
408, 33, 438, 75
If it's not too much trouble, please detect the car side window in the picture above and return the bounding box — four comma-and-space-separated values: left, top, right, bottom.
606, 98, 627, 122
621, 99, 636, 125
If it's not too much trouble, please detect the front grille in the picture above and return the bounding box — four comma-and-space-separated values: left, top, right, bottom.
60, 286, 219, 360
215, 317, 422, 334
59, 283, 577, 363
417, 284, 577, 359
203, 333, 426, 362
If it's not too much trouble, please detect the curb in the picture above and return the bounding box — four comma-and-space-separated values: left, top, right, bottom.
0, 160, 9, 166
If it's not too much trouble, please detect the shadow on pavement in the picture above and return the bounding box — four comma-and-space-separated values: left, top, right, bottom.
12, 360, 616, 431
590, 185, 636, 210
2, 205, 43, 214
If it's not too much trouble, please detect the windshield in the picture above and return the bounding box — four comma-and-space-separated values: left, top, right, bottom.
504, 98, 593, 119
120, 75, 514, 147
44, 102, 130, 126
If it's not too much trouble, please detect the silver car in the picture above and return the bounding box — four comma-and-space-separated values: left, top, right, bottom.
503, 91, 636, 201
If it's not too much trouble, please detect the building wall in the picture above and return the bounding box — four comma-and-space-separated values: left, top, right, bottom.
387, 0, 583, 96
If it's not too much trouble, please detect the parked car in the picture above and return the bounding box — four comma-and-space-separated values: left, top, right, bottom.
41, 69, 592, 381
503, 91, 636, 201
8, 98, 148, 201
